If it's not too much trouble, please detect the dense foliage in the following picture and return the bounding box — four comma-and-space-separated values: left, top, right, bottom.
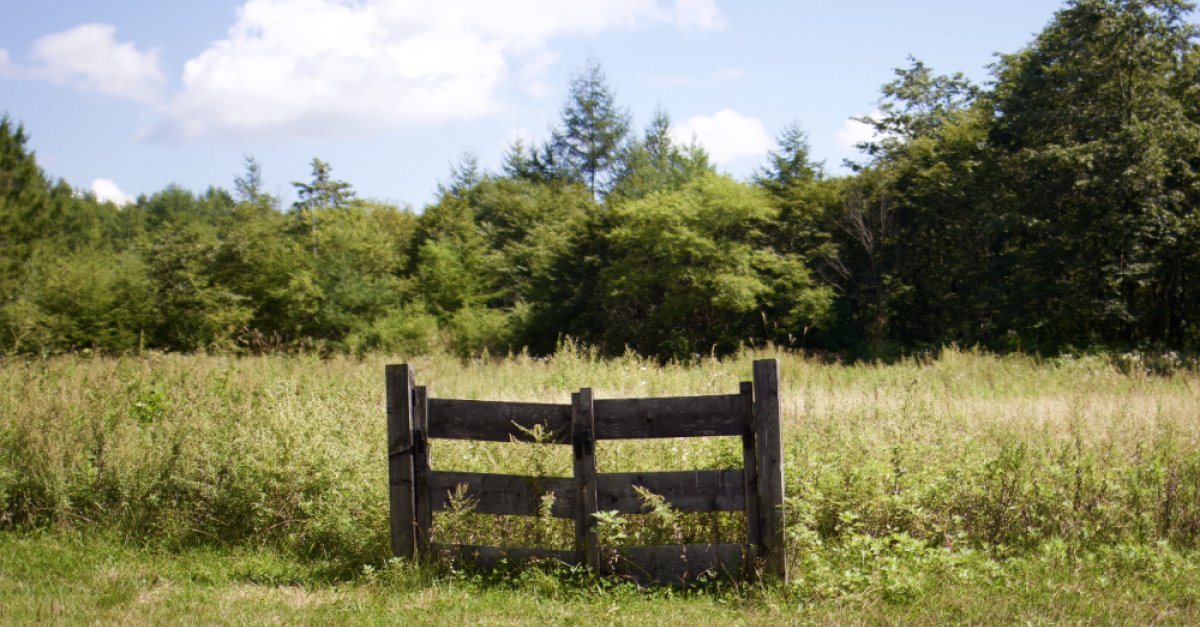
1, 0, 1198, 359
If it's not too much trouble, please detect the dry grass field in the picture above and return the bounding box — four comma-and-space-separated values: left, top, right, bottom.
2, 347, 1199, 622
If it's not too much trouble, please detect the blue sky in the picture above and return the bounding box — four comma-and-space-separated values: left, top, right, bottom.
0, 0, 1134, 209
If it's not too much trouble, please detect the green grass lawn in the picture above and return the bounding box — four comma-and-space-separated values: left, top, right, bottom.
2, 532, 1198, 624
2, 347, 1200, 622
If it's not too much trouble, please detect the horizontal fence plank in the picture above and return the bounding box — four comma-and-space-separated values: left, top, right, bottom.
608, 543, 750, 585
427, 470, 575, 518
431, 543, 750, 584
427, 399, 571, 443
594, 394, 742, 439
596, 469, 746, 514
431, 543, 579, 569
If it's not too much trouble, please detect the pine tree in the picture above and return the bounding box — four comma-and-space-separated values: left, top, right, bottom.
291, 157, 356, 250
292, 158, 355, 211
0, 116, 54, 282
234, 155, 275, 208
608, 109, 711, 203
548, 58, 631, 199
437, 151, 483, 200
755, 123, 822, 197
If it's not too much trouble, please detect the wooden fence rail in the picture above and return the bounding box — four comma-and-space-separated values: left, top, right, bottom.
386, 359, 786, 585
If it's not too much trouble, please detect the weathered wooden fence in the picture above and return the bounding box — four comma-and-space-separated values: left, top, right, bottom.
386, 359, 786, 584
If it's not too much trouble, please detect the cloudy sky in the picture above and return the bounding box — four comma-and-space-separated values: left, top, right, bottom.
1, 0, 1091, 208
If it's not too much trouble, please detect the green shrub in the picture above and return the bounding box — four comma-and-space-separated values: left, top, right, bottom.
346, 304, 440, 357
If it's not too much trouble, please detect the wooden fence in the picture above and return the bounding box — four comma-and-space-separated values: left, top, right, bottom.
386, 359, 786, 584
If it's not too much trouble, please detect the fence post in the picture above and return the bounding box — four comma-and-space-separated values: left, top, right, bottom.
572, 388, 600, 571
413, 385, 432, 558
738, 380, 761, 577
386, 364, 416, 559
752, 358, 787, 582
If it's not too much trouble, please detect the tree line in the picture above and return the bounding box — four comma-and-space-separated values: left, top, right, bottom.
1, 0, 1198, 359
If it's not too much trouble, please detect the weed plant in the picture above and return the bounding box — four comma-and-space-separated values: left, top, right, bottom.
1, 345, 1199, 610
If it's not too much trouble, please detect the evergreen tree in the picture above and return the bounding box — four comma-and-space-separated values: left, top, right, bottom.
501, 140, 535, 181
291, 157, 356, 252
608, 109, 711, 204
233, 155, 275, 208
755, 123, 822, 195
752, 124, 841, 346
0, 116, 54, 286
292, 157, 355, 211
437, 152, 483, 201
500, 139, 577, 186
548, 58, 631, 198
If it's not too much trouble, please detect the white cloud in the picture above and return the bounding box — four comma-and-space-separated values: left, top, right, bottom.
518, 50, 559, 99
91, 178, 134, 205
8, 24, 165, 103
835, 111, 882, 151
153, 0, 723, 141
671, 108, 773, 164
672, 0, 724, 31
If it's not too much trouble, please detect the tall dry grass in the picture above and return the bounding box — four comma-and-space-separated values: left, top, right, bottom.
2, 346, 1198, 569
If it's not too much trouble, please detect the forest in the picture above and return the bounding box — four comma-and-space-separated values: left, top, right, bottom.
2, 0, 1198, 361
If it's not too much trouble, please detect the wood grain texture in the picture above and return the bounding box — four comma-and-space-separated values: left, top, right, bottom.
607, 543, 749, 586
753, 358, 786, 582
593, 394, 742, 439
572, 389, 600, 570
397, 366, 785, 584
426, 471, 574, 518
738, 380, 760, 572
386, 363, 415, 559
413, 385, 432, 557
427, 398, 570, 443
595, 469, 745, 514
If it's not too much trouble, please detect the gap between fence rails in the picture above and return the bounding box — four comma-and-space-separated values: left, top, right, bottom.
385, 358, 786, 585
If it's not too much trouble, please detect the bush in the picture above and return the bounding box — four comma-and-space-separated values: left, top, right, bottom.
346, 304, 441, 357
447, 306, 514, 357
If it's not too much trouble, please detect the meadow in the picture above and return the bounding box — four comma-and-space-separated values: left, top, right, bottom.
2, 347, 1200, 623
